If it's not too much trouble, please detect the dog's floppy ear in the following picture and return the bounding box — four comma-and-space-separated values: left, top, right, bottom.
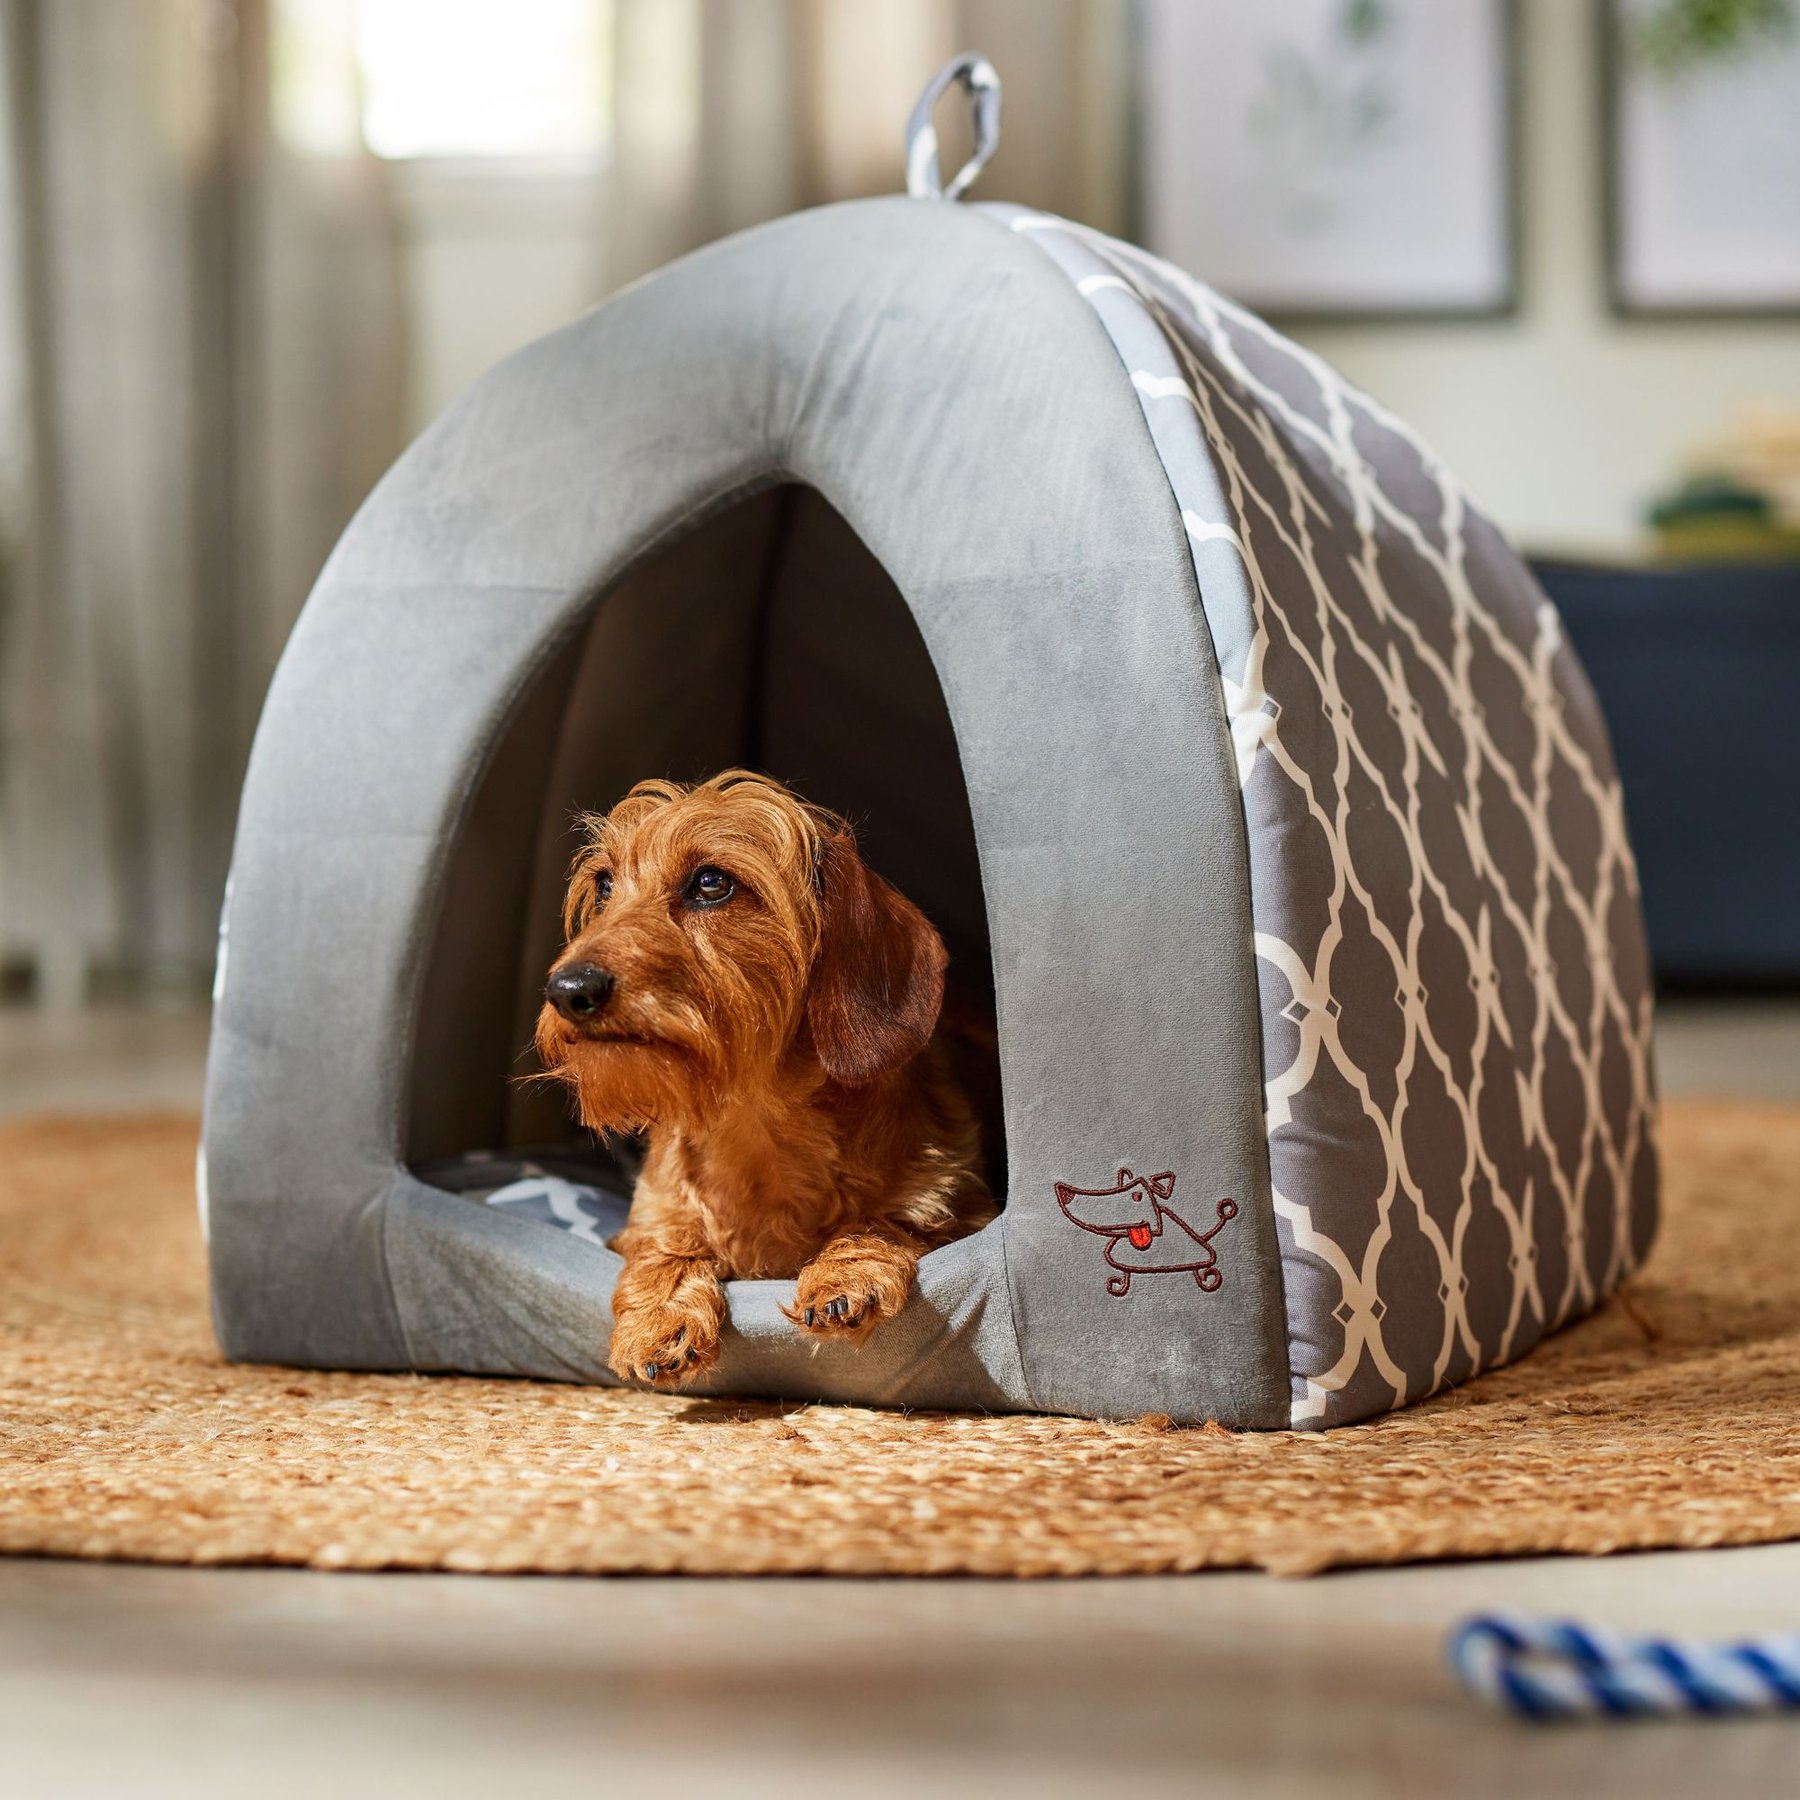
806, 832, 947, 1085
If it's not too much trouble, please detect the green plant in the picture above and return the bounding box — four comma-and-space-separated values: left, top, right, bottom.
1631, 0, 1797, 73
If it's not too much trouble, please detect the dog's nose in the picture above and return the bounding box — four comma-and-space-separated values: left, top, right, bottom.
546, 962, 615, 1023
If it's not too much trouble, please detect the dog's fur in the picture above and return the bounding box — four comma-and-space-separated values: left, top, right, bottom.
535, 771, 994, 1387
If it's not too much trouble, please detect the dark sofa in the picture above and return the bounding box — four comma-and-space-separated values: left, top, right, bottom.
1533, 558, 1800, 987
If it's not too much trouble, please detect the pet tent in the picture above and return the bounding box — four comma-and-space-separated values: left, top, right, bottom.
202, 57, 1657, 1429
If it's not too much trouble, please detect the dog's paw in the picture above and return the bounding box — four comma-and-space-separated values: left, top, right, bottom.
608, 1306, 719, 1388
786, 1247, 915, 1343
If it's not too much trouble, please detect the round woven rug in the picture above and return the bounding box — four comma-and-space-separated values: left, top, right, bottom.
3, 1101, 1797, 1577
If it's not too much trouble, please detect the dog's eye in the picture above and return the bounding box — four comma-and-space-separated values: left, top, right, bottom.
685, 865, 736, 908
593, 870, 614, 905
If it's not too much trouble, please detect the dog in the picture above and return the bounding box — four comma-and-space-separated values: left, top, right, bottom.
535, 770, 995, 1388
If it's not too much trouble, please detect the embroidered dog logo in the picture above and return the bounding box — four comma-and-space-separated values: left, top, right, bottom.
1054, 1167, 1237, 1299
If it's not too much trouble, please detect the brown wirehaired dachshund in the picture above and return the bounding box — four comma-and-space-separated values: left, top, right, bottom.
535, 771, 994, 1388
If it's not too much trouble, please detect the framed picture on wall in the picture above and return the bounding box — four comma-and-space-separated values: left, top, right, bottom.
1135, 0, 1519, 321
1603, 0, 1800, 317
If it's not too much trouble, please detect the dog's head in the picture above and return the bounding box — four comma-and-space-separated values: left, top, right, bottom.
535, 771, 947, 1132
1054, 1168, 1175, 1248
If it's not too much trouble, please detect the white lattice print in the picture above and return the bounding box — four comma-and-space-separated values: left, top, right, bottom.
1012, 213, 1659, 1427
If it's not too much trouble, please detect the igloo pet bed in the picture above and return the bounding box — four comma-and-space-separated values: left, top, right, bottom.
202, 58, 1657, 1429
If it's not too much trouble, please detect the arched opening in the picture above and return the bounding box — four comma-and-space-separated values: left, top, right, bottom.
405, 483, 1005, 1200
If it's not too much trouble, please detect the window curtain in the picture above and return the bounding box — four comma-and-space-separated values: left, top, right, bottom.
0, 0, 405, 1004
604, 0, 1132, 292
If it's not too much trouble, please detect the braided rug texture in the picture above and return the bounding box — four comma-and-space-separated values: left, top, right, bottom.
2, 1101, 1796, 1578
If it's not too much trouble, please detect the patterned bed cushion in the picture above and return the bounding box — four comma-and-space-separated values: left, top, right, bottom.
418, 1150, 632, 1251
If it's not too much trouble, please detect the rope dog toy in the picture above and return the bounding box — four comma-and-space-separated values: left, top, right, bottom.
1450, 1614, 1800, 1721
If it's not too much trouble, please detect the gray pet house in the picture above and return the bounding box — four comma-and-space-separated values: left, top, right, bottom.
202, 59, 1658, 1430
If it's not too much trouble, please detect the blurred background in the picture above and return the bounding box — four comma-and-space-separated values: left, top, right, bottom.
0, 0, 1796, 1087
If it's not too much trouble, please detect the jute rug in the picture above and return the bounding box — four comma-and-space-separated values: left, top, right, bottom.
2, 1101, 1797, 1578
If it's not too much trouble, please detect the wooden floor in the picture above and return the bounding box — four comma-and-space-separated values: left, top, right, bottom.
4, 999, 1799, 1797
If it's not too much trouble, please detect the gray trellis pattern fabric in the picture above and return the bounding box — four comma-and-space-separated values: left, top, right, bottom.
1001, 208, 1659, 1428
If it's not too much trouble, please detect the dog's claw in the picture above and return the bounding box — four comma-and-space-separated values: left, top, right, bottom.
792, 1278, 900, 1336
794, 1292, 880, 1333
642, 1362, 660, 1380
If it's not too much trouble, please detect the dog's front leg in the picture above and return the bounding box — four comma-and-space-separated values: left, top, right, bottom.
786, 1230, 921, 1344
608, 1220, 727, 1388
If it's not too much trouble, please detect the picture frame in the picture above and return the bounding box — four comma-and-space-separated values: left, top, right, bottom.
1133, 0, 1520, 323
1602, 0, 1800, 319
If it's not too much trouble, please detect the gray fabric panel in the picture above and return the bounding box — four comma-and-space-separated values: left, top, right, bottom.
205, 196, 1288, 1425
206, 581, 575, 1368
1001, 209, 1659, 1427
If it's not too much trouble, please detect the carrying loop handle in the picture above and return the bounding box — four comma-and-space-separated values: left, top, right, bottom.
905, 53, 1002, 201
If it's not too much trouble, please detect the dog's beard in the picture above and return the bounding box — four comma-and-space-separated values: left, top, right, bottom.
534, 966, 798, 1135
564, 1039, 702, 1134
535, 995, 708, 1133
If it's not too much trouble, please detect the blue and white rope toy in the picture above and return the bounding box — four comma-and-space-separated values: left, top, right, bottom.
1451, 1614, 1800, 1721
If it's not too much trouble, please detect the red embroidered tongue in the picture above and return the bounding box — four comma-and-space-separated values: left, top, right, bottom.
1128, 1223, 1153, 1251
